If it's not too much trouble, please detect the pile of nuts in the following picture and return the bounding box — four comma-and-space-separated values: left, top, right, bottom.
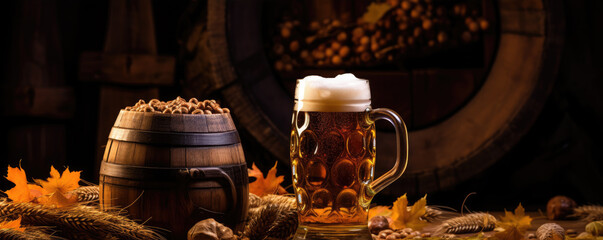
270, 0, 489, 70
369, 216, 430, 240
124, 97, 230, 114
374, 228, 430, 240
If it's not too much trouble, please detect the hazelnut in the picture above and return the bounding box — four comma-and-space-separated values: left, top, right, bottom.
142, 104, 154, 112
204, 110, 212, 115
300, 50, 309, 59
437, 31, 448, 43
547, 195, 576, 220
360, 36, 370, 46
331, 20, 341, 27
289, 41, 300, 52
309, 21, 320, 31
360, 52, 371, 62
339, 46, 350, 58
337, 32, 347, 42
180, 106, 189, 114
191, 109, 204, 114
410, 9, 420, 18
468, 21, 479, 32
413, 27, 422, 37
461, 31, 472, 43
368, 216, 390, 235
285, 63, 293, 71
325, 48, 335, 57
222, 108, 230, 113
162, 108, 172, 114
331, 42, 341, 51
401, 0, 411, 11
280, 27, 291, 38
273, 44, 284, 55
398, 22, 408, 31
274, 61, 284, 71
331, 55, 342, 65
422, 19, 432, 30
371, 42, 380, 52
353, 27, 364, 39
479, 19, 489, 30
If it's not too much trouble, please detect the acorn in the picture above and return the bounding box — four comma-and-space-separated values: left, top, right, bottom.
547, 195, 577, 220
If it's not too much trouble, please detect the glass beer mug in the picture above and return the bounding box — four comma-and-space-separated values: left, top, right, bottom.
290, 74, 409, 239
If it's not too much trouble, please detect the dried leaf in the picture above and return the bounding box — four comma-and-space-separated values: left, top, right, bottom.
248, 162, 287, 197
391, 194, 427, 230
361, 2, 393, 24
35, 166, 80, 207
4, 165, 44, 203
494, 204, 533, 240
369, 205, 392, 219
0, 217, 25, 232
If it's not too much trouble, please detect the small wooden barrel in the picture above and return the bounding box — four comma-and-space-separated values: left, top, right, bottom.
99, 110, 248, 239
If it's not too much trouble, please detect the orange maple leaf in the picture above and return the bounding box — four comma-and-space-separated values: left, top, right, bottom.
248, 162, 287, 197
494, 203, 533, 240
35, 166, 80, 207
390, 194, 428, 230
4, 165, 44, 203
0, 217, 25, 232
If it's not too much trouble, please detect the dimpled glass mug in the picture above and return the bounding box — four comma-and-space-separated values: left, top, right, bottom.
290, 74, 409, 239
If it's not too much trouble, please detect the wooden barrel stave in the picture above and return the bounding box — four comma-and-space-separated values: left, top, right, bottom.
99, 111, 248, 239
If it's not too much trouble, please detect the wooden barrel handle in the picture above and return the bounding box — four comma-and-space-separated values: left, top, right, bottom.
180, 167, 238, 216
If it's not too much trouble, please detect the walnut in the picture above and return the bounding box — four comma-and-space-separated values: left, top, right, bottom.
188, 218, 236, 240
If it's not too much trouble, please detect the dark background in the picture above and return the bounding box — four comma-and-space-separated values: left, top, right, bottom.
1, 0, 601, 212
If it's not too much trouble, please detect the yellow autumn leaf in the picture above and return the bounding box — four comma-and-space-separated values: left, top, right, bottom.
494, 203, 533, 240
391, 194, 428, 230
369, 205, 393, 219
4, 165, 44, 203
0, 217, 25, 232
248, 162, 287, 197
35, 166, 81, 207
361, 2, 393, 24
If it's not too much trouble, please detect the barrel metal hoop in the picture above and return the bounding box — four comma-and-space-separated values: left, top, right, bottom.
99, 161, 248, 187
108, 127, 240, 146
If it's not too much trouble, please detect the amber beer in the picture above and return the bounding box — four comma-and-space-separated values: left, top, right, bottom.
291, 74, 409, 240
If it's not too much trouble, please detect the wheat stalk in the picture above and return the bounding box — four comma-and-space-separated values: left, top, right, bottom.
244, 204, 281, 240
0, 199, 165, 240
436, 212, 497, 234
266, 208, 298, 239
71, 186, 100, 203
572, 205, 603, 221
0, 228, 58, 240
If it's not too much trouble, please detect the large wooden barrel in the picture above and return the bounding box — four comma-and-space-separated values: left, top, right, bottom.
99, 110, 248, 239
180, 0, 564, 196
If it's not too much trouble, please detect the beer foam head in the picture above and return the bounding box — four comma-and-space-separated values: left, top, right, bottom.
294, 73, 371, 112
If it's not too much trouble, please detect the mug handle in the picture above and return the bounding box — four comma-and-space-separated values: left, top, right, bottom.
366, 108, 409, 197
